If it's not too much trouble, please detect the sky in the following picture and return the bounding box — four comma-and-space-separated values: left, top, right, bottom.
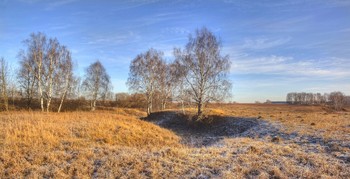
0, 0, 349, 103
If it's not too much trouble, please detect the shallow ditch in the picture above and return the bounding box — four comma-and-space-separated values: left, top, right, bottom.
143, 111, 261, 147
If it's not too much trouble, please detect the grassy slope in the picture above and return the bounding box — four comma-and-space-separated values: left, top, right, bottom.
0, 106, 349, 178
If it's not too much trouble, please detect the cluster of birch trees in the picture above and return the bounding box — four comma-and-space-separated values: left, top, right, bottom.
127, 28, 232, 117
0, 28, 231, 115
0, 32, 112, 112
286, 92, 328, 105
286, 91, 349, 110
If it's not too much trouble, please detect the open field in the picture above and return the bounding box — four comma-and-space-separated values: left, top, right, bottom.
0, 105, 349, 178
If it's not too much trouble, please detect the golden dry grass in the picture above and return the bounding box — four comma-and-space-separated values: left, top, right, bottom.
213, 104, 350, 140
0, 105, 349, 178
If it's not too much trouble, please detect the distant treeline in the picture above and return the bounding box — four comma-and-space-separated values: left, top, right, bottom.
286, 92, 350, 110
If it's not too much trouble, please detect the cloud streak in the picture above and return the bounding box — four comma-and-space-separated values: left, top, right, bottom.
231, 55, 350, 79
242, 37, 291, 49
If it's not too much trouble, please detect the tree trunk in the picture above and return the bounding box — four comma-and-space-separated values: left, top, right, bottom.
197, 99, 203, 117
27, 97, 32, 109
57, 91, 67, 113
58, 74, 70, 113
37, 70, 44, 112
91, 100, 96, 111
146, 93, 152, 116
38, 55, 44, 112
161, 99, 166, 110
91, 91, 98, 111
162, 102, 166, 110
181, 99, 185, 114
39, 89, 44, 112
46, 92, 52, 112
46, 97, 51, 112
147, 104, 150, 116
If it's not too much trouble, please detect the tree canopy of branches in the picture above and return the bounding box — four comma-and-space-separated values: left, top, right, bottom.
174, 27, 232, 118
18, 55, 37, 108
329, 91, 346, 111
127, 48, 166, 115
18, 32, 74, 112
0, 57, 9, 111
82, 60, 112, 111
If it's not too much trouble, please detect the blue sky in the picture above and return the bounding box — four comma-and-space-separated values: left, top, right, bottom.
1, 0, 349, 103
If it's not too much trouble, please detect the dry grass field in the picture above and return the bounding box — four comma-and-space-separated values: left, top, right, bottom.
0, 105, 349, 178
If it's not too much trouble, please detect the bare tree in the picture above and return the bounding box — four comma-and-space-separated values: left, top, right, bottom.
82, 60, 111, 111
127, 48, 165, 115
172, 60, 190, 114
0, 57, 9, 111
19, 32, 46, 111
67, 76, 82, 99
158, 62, 177, 110
55, 46, 74, 113
174, 27, 232, 118
329, 91, 346, 111
18, 56, 37, 109
44, 38, 60, 112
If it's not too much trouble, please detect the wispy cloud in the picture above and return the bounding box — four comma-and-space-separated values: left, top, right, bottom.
231, 55, 350, 79
83, 31, 141, 46
242, 37, 291, 49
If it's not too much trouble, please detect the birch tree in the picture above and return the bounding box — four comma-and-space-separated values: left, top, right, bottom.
158, 61, 176, 110
56, 46, 74, 113
44, 38, 60, 112
127, 48, 165, 115
174, 27, 232, 118
172, 60, 190, 114
19, 32, 46, 111
82, 60, 111, 111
